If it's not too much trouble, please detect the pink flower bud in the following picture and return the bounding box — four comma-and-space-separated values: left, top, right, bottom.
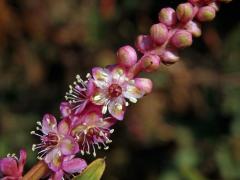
158, 8, 177, 26
135, 78, 153, 94
117, 45, 138, 67
135, 35, 154, 53
176, 3, 194, 23
150, 23, 168, 45
161, 50, 179, 65
141, 54, 160, 72
197, 6, 216, 22
185, 21, 201, 37
171, 30, 192, 48
209, 2, 219, 11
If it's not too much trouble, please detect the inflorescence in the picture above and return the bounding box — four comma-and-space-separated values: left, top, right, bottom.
0, 0, 232, 179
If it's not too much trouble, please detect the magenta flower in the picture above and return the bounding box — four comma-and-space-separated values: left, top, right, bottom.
0, 149, 26, 179
71, 104, 116, 156
64, 75, 95, 114
31, 114, 79, 170
49, 155, 87, 180
90, 66, 148, 120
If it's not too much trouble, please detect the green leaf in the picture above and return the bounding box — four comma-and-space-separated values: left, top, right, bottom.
73, 158, 106, 180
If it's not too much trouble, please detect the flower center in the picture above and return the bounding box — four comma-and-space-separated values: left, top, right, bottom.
108, 84, 122, 97
41, 132, 59, 147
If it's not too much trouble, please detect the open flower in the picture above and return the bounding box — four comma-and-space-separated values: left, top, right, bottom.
49, 155, 87, 180
0, 149, 26, 179
31, 114, 79, 169
91, 66, 148, 120
64, 75, 95, 115
71, 104, 116, 157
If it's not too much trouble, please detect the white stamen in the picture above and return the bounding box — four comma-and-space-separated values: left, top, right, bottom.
110, 129, 114, 134
116, 104, 123, 110
102, 105, 108, 114
32, 144, 36, 151
93, 95, 101, 101
99, 131, 104, 136
129, 97, 137, 103
104, 146, 109, 150
86, 73, 91, 79
37, 156, 43, 160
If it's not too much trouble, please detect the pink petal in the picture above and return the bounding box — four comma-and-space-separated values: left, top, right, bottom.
0, 158, 19, 176
134, 78, 152, 94
92, 67, 111, 89
86, 79, 97, 96
62, 158, 87, 174
108, 97, 126, 120
42, 114, 57, 135
91, 89, 108, 105
84, 111, 101, 125
60, 102, 72, 118
60, 136, 79, 156
98, 117, 117, 128
123, 81, 145, 101
75, 100, 88, 114
111, 66, 126, 84
18, 149, 27, 174
57, 118, 71, 135
51, 170, 64, 180
45, 149, 62, 172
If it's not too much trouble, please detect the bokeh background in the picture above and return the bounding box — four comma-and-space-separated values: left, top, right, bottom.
0, 0, 240, 179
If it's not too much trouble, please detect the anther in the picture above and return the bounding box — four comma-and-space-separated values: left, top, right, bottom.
110, 129, 114, 134
102, 106, 108, 114
36, 121, 42, 126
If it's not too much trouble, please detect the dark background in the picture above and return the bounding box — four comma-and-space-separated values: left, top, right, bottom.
0, 0, 240, 179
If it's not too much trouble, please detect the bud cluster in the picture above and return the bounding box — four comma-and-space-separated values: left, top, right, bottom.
135, 0, 231, 66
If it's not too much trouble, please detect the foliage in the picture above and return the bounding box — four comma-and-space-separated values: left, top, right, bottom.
74, 159, 106, 180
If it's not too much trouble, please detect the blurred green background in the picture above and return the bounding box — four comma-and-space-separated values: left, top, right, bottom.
0, 0, 240, 179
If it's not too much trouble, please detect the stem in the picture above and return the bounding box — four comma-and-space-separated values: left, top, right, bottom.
127, 60, 143, 78
23, 161, 50, 180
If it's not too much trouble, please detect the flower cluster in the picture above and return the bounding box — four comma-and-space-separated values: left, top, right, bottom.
30, 63, 152, 178
0, 149, 26, 180
0, 0, 232, 179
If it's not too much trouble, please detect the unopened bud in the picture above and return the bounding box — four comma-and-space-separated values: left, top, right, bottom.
197, 6, 216, 22
135, 78, 153, 94
150, 23, 168, 45
117, 45, 137, 67
135, 35, 154, 53
171, 30, 192, 48
209, 2, 219, 11
185, 21, 201, 37
176, 3, 194, 23
161, 50, 179, 65
158, 8, 177, 26
141, 54, 160, 72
